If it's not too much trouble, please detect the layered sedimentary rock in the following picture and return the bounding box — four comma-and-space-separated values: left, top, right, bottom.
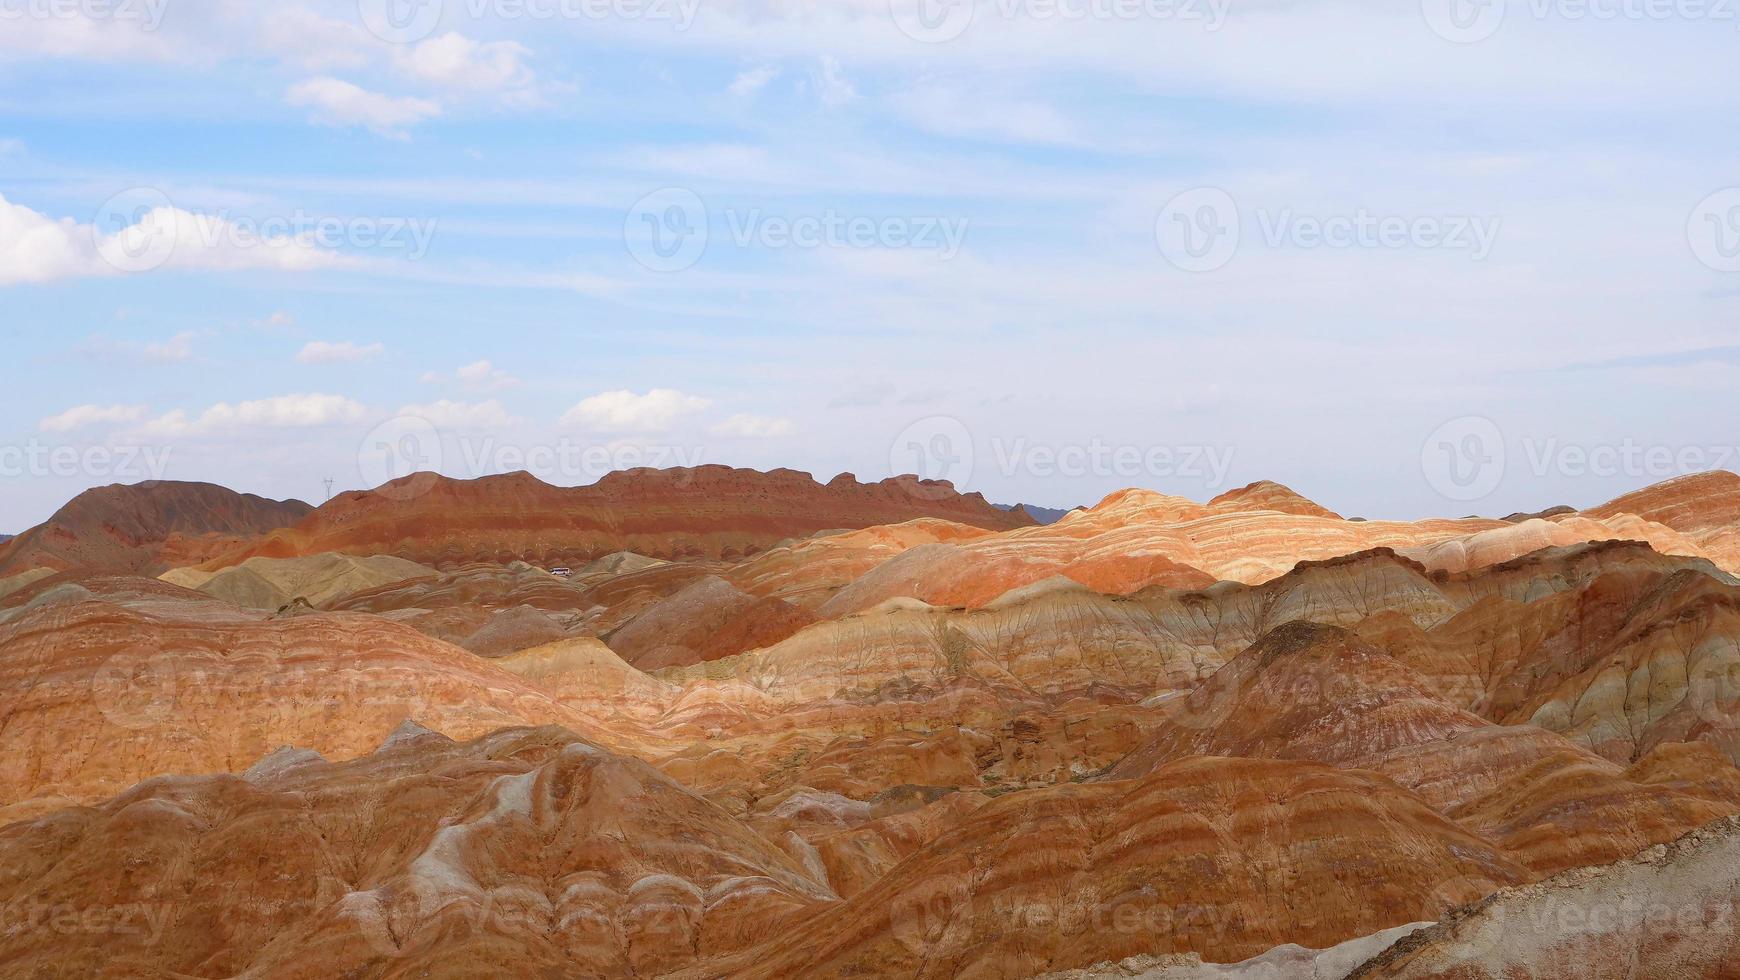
194, 467, 1031, 570
729, 757, 1531, 977
1587, 469, 1740, 573
1107, 621, 1740, 875
604, 575, 816, 669
723, 519, 999, 609
0, 481, 311, 577
770, 481, 1721, 619
1206, 479, 1344, 519
159, 552, 436, 609
0, 727, 835, 979
324, 561, 601, 654
3, 470, 1740, 979
0, 586, 646, 819
1350, 814, 1740, 979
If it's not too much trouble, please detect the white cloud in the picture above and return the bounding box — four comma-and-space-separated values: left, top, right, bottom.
423, 359, 519, 392
0, 192, 342, 285
296, 340, 384, 364
561, 389, 711, 433
143, 331, 196, 362
78, 331, 198, 364
395, 33, 540, 106
711, 413, 794, 437
257, 8, 375, 73
136, 393, 368, 436
39, 404, 148, 432
728, 66, 779, 98
396, 399, 516, 429
285, 77, 441, 138
0, 192, 101, 284
813, 56, 856, 109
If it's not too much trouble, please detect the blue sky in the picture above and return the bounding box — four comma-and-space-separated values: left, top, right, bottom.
2, 0, 1738, 531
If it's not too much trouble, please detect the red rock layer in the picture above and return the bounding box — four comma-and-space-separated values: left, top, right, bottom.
0, 727, 834, 978
0, 587, 654, 818
0, 480, 312, 577
196, 467, 1032, 571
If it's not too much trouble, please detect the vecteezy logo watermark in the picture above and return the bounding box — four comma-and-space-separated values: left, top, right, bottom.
1689, 188, 1740, 273
890, 416, 976, 500
91, 647, 181, 730
1155, 187, 1241, 273
625, 188, 708, 273
1421, 0, 1506, 42
1422, 416, 1507, 503
358, 0, 700, 43
890, 862, 974, 956
358, 415, 444, 501
94, 187, 178, 274
890, 0, 1231, 43
625, 190, 970, 272
1156, 187, 1500, 271
0, 0, 168, 30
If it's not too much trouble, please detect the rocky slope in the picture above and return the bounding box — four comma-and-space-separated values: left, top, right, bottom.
0, 726, 834, 979
194, 467, 1031, 571
159, 552, 436, 609
0, 580, 652, 819
1586, 469, 1740, 573
3, 472, 1740, 978
1349, 813, 1740, 978
0, 481, 311, 577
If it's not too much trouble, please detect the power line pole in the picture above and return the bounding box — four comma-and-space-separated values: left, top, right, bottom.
323, 478, 335, 502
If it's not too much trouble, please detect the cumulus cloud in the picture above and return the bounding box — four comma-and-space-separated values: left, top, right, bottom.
396, 399, 517, 429
728, 66, 779, 98
422, 359, 519, 392
296, 340, 384, 364
80, 330, 198, 364
561, 389, 711, 433
395, 33, 540, 106
144, 331, 196, 362
135, 393, 368, 437
285, 77, 441, 138
40, 404, 148, 432
711, 413, 794, 438
813, 56, 856, 109
0, 192, 341, 285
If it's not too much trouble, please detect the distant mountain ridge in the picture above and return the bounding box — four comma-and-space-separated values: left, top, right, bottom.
0, 481, 312, 578
195, 467, 1035, 571
994, 502, 1077, 525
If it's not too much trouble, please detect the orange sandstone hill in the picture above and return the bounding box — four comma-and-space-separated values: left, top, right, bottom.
1586, 468, 1740, 571
0, 481, 312, 578
197, 467, 1032, 571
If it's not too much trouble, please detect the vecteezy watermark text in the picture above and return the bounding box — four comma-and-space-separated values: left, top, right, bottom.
0, 441, 173, 480
624, 189, 970, 272
1156, 187, 1501, 272
889, 416, 1237, 496
358, 416, 710, 501
92, 187, 439, 274
1422, 416, 1740, 502
1423, 0, 1740, 43
358, 0, 700, 43
891, 0, 1231, 44
0, 0, 166, 29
